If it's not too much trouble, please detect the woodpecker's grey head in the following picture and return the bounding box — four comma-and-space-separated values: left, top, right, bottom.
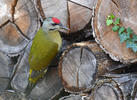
42, 17, 69, 32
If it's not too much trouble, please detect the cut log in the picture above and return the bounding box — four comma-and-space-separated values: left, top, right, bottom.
0, 0, 40, 55
90, 78, 124, 100
58, 41, 127, 93
93, 0, 137, 63
67, 1, 92, 33
37, 0, 97, 33
90, 73, 137, 100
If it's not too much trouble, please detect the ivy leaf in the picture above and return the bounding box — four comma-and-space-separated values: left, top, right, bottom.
112, 25, 119, 32
108, 13, 115, 19
106, 19, 113, 26
118, 27, 125, 35
114, 18, 120, 25
119, 32, 130, 43
132, 34, 137, 42
126, 27, 133, 34
126, 40, 137, 52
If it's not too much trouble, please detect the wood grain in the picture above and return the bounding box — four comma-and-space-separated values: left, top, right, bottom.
93, 0, 137, 63
59, 41, 126, 93
0, 0, 40, 55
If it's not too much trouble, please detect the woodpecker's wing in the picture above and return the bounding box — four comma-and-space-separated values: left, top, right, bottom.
28, 28, 58, 71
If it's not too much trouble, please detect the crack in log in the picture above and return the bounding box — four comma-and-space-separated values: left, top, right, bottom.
13, 22, 30, 40
11, 0, 18, 22
76, 47, 83, 88
0, 20, 10, 28
68, 0, 93, 11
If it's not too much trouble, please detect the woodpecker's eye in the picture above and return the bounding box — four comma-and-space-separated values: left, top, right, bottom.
51, 23, 58, 26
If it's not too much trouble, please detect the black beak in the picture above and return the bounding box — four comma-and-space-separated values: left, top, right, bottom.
59, 24, 70, 30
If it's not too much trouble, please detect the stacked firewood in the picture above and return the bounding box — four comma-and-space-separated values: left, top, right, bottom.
0, 0, 137, 100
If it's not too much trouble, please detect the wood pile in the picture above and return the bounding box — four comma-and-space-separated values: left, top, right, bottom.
0, 0, 137, 100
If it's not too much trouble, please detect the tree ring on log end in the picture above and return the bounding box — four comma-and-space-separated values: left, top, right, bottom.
0, 0, 40, 55
93, 0, 137, 63
59, 42, 97, 93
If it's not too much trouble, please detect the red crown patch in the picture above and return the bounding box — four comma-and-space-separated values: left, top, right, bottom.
52, 17, 60, 24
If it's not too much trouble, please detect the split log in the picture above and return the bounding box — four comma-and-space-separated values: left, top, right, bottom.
67, 0, 93, 33
58, 41, 127, 93
37, 0, 97, 33
93, 0, 137, 63
0, 0, 40, 55
11, 42, 63, 99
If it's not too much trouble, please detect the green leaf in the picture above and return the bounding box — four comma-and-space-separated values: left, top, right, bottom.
114, 18, 120, 25
126, 27, 133, 34
118, 27, 125, 35
108, 13, 115, 19
112, 25, 119, 32
119, 32, 130, 43
132, 34, 137, 42
106, 19, 113, 26
126, 40, 137, 52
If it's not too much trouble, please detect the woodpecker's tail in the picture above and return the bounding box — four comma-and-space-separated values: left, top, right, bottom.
24, 80, 36, 96
24, 68, 48, 96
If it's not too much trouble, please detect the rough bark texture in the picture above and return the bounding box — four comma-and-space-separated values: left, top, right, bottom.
59, 41, 126, 93
0, 0, 40, 55
93, 0, 137, 63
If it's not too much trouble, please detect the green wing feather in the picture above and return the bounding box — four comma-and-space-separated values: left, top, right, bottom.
28, 28, 61, 71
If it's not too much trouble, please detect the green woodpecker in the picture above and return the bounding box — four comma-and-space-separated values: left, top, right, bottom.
25, 17, 68, 95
